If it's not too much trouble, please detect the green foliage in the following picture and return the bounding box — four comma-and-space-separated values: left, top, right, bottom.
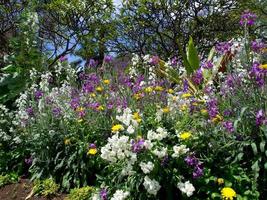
33, 178, 59, 197
66, 186, 95, 200
0, 173, 19, 188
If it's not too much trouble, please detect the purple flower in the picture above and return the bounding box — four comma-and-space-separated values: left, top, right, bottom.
171, 57, 179, 66
251, 40, 266, 53
34, 90, 43, 100
256, 109, 266, 126
59, 55, 68, 62
222, 121, 234, 133
240, 10, 257, 26
185, 155, 198, 166
215, 41, 233, 54
149, 55, 160, 65
88, 59, 98, 67
223, 109, 232, 117
25, 156, 33, 166
206, 98, 219, 119
89, 143, 97, 149
70, 98, 80, 110
193, 165, 204, 179
104, 55, 113, 63
82, 82, 95, 93
192, 68, 203, 85
131, 138, 145, 153
183, 79, 189, 92
52, 107, 61, 117
100, 188, 108, 200
250, 62, 266, 87
202, 60, 213, 69
26, 107, 34, 117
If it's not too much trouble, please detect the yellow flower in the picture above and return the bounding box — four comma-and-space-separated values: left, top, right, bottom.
77, 119, 84, 123
212, 114, 223, 123
97, 105, 104, 111
167, 89, 174, 94
133, 112, 142, 123
76, 107, 85, 112
192, 102, 198, 106
179, 132, 192, 140
64, 139, 71, 145
180, 104, 188, 111
217, 178, 224, 185
221, 187, 236, 200
134, 93, 142, 100
145, 87, 153, 93
200, 109, 208, 116
103, 79, 110, 84
162, 107, 170, 113
154, 86, 164, 91
111, 124, 124, 133
181, 93, 192, 99
90, 93, 96, 97
96, 86, 103, 92
259, 64, 267, 70
87, 148, 97, 155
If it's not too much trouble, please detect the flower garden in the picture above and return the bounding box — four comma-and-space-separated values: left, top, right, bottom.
0, 3, 267, 200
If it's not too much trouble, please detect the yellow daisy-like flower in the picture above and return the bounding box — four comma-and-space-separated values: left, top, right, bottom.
181, 93, 192, 99
133, 112, 142, 123
96, 105, 104, 111
64, 138, 71, 145
134, 93, 142, 100
217, 178, 224, 185
76, 107, 85, 112
90, 93, 96, 97
221, 187, 236, 200
111, 124, 124, 133
167, 89, 174, 94
212, 114, 223, 123
162, 107, 170, 113
103, 79, 110, 84
154, 86, 164, 91
145, 87, 153, 93
96, 86, 103, 92
259, 64, 267, 70
87, 148, 97, 155
179, 132, 192, 140
200, 109, 208, 116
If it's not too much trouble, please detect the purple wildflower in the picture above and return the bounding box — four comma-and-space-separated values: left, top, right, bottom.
193, 165, 204, 179
215, 41, 233, 54
131, 138, 145, 153
59, 55, 68, 62
256, 109, 266, 126
104, 55, 113, 63
251, 40, 266, 53
25, 156, 33, 166
185, 155, 199, 166
88, 59, 98, 67
202, 60, 213, 69
183, 79, 189, 92
89, 143, 97, 149
171, 57, 179, 66
250, 62, 266, 87
52, 107, 61, 117
70, 98, 80, 110
206, 98, 219, 119
223, 109, 232, 117
240, 10, 257, 26
34, 90, 43, 100
26, 107, 34, 117
222, 121, 234, 133
100, 188, 108, 200
192, 68, 203, 85
149, 55, 160, 65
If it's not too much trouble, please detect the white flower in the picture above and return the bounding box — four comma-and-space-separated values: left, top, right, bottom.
110, 190, 129, 200
172, 145, 189, 158
143, 176, 161, 196
177, 181, 195, 197
139, 161, 154, 174
152, 147, 167, 158
147, 127, 168, 141
143, 140, 153, 150
127, 125, 135, 134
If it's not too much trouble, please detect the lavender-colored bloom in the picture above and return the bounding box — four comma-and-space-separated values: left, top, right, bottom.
70, 98, 80, 110
215, 41, 233, 54
192, 68, 203, 85
100, 188, 108, 200
104, 55, 113, 63
52, 107, 61, 117
26, 107, 34, 117
82, 82, 95, 93
256, 109, 266, 126
88, 59, 98, 67
171, 57, 178, 66
59, 55, 68, 62
223, 121, 234, 133
206, 98, 219, 118
89, 143, 97, 149
223, 109, 232, 117
202, 60, 213, 69
149, 55, 160, 65
131, 138, 145, 153
34, 90, 43, 100
185, 155, 199, 166
251, 40, 266, 53
89, 102, 100, 110
193, 165, 204, 179
25, 156, 33, 166
183, 79, 189, 92
240, 10, 257, 26
250, 62, 266, 87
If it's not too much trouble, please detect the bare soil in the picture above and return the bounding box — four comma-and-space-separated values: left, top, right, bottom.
0, 179, 66, 200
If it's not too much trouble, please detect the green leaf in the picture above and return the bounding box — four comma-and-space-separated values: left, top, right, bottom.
187, 36, 200, 73
251, 143, 258, 155
260, 141, 265, 153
